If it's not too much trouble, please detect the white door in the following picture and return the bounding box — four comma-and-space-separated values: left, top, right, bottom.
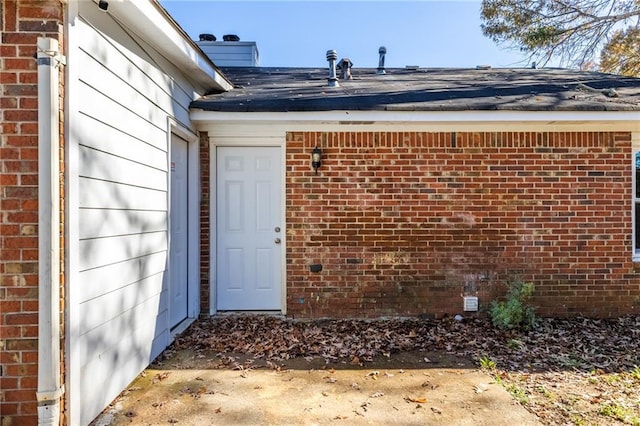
170, 134, 189, 327
216, 146, 282, 310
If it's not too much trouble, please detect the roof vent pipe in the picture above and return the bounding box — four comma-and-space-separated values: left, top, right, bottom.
326, 50, 339, 87
199, 33, 216, 41
223, 34, 240, 41
337, 58, 353, 80
377, 46, 387, 75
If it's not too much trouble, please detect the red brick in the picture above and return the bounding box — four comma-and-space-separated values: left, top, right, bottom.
3, 108, 37, 121
18, 5, 64, 20
5, 312, 38, 325
0, 403, 19, 416
3, 389, 36, 402
0, 72, 18, 84
3, 58, 36, 70
278, 131, 638, 318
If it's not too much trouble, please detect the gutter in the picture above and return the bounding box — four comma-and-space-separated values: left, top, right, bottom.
36, 37, 65, 426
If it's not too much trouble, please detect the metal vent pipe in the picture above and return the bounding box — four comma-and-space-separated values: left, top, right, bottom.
326, 50, 339, 87
377, 46, 387, 75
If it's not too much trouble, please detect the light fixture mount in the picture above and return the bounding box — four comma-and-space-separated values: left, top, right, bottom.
311, 146, 322, 175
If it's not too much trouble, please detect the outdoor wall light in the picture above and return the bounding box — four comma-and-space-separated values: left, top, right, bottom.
311, 146, 322, 175
98, 0, 109, 11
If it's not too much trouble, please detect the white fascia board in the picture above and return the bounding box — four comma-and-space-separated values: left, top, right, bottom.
101, 0, 232, 94
190, 109, 640, 131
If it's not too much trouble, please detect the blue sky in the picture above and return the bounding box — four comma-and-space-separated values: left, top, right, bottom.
160, 0, 531, 68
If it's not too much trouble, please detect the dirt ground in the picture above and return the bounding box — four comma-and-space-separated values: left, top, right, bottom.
92, 350, 540, 426
92, 315, 640, 425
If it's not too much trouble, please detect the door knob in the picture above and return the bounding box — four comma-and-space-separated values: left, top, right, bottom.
274, 238, 281, 244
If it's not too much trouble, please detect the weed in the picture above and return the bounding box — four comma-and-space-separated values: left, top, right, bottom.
600, 403, 640, 425
506, 383, 529, 405
535, 384, 554, 399
571, 414, 586, 426
631, 366, 640, 381
601, 374, 622, 385
507, 338, 523, 350
478, 356, 497, 371
488, 276, 536, 331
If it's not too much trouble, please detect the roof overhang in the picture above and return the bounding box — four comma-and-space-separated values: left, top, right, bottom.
95, 0, 232, 94
190, 109, 640, 132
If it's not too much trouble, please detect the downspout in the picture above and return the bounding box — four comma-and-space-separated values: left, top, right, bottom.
36, 37, 65, 426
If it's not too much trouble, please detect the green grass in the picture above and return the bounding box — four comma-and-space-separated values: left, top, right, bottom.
478, 356, 497, 371
599, 403, 640, 425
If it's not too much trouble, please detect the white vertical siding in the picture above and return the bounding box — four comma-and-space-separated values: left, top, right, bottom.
67, 3, 200, 424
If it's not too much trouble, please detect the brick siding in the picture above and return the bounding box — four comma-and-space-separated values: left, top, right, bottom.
199, 131, 210, 315
285, 131, 640, 318
0, 1, 65, 423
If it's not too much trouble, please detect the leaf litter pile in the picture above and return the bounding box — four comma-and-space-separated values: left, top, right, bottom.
171, 315, 640, 425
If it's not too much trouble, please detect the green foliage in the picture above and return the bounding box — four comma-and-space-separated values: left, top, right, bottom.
631, 366, 640, 380
478, 356, 497, 370
489, 277, 536, 331
599, 403, 640, 425
480, 0, 640, 72
505, 383, 529, 405
600, 27, 640, 76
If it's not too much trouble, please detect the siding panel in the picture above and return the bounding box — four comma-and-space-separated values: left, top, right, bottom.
79, 252, 168, 303
77, 113, 167, 169
79, 209, 167, 240
79, 178, 167, 210
69, 4, 201, 424
79, 232, 167, 271
79, 145, 167, 191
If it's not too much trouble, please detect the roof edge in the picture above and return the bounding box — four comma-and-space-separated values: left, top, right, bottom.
102, 0, 232, 93
191, 109, 640, 126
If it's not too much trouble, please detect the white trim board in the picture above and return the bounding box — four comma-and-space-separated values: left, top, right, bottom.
167, 118, 201, 332
192, 110, 640, 132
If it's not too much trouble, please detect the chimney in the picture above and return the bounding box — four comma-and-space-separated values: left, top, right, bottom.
377, 46, 386, 75
337, 58, 353, 80
196, 34, 259, 67
326, 50, 339, 87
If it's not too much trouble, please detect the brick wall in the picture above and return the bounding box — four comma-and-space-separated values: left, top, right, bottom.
0, 1, 65, 423
285, 131, 640, 319
199, 131, 210, 315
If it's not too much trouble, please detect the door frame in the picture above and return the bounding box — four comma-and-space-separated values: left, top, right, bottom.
209, 137, 286, 315
168, 119, 200, 335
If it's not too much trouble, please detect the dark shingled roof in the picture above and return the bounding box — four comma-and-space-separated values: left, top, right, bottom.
192, 67, 640, 112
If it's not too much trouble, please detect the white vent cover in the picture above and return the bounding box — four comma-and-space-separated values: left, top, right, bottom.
463, 296, 478, 312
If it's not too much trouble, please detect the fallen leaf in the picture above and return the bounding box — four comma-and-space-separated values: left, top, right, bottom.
405, 396, 427, 403
152, 372, 170, 384
370, 391, 384, 398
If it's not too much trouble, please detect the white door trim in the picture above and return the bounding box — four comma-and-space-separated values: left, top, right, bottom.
168, 118, 200, 333
208, 135, 286, 315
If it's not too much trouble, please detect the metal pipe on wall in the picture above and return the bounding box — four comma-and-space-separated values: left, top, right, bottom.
36, 36, 65, 426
